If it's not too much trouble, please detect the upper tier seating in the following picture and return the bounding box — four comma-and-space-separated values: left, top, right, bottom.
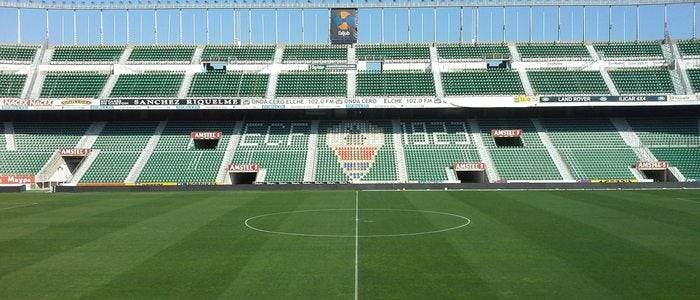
188, 71, 268, 98
356, 71, 435, 96
400, 121, 480, 182
80, 122, 159, 183
0, 45, 37, 62
685, 68, 700, 93
608, 68, 675, 94
40, 72, 109, 98
437, 44, 510, 60
137, 122, 236, 183
316, 121, 397, 182
542, 118, 637, 180
0, 74, 26, 98
276, 72, 347, 97
517, 43, 590, 59
201, 46, 275, 62
480, 119, 562, 181
355, 45, 430, 60
110, 72, 184, 98
283, 46, 348, 61
677, 40, 700, 57
528, 70, 609, 95
128, 46, 195, 62
231, 122, 311, 183
52, 46, 124, 62
442, 70, 524, 95
593, 41, 663, 59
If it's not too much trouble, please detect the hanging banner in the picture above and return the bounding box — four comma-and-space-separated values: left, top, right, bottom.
330, 8, 358, 44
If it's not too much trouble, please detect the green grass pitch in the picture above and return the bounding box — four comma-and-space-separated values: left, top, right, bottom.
0, 189, 699, 299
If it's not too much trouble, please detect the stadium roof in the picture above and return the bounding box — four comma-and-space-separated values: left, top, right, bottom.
0, 0, 695, 10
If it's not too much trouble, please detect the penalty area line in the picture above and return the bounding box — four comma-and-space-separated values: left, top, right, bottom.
0, 203, 38, 211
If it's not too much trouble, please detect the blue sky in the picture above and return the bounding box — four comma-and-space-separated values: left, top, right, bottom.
0, 1, 697, 45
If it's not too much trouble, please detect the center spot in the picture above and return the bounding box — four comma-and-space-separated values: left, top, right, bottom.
244, 209, 470, 238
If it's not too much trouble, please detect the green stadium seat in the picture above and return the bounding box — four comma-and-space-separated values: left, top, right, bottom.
128, 46, 195, 62
276, 72, 346, 97
437, 44, 511, 60
201, 46, 275, 62
608, 68, 675, 94
528, 70, 609, 95
40, 72, 109, 98
110, 72, 184, 98
593, 41, 663, 59
356, 71, 435, 97
356, 44, 430, 60
52, 46, 124, 62
283, 46, 348, 61
442, 70, 524, 95
517, 43, 590, 59
188, 71, 268, 98
0, 74, 26, 98
0, 45, 37, 62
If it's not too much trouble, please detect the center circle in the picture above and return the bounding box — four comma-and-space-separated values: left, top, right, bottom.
244, 209, 471, 238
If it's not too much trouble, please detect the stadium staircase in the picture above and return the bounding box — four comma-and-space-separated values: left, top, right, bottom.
303, 121, 320, 182
610, 118, 656, 181
192, 46, 204, 64
118, 46, 133, 64
429, 46, 445, 98
3, 122, 15, 151
99, 74, 119, 99
392, 120, 409, 183
178, 72, 196, 99
670, 43, 695, 95
586, 44, 601, 61
531, 119, 574, 181
126, 121, 167, 184
216, 121, 244, 184
348, 46, 356, 63
76, 122, 106, 149
600, 68, 620, 96
516, 68, 534, 96
21, 45, 44, 99
507, 43, 521, 62
264, 47, 284, 99
468, 119, 500, 182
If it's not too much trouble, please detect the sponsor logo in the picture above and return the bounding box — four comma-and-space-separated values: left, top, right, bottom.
61, 99, 93, 105
0, 175, 35, 184
326, 122, 384, 182
228, 164, 259, 172
491, 129, 523, 138
191, 131, 223, 140
636, 161, 669, 170
59, 148, 91, 156
453, 162, 486, 171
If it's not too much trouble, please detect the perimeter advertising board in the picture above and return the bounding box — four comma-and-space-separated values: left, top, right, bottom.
330, 8, 357, 44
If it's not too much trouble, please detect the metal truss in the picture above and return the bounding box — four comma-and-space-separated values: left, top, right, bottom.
0, 0, 696, 10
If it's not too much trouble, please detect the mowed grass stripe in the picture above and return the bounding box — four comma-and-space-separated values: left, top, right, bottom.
0, 194, 192, 279
427, 192, 615, 299
218, 191, 356, 299
358, 192, 499, 299
472, 191, 698, 299
525, 191, 700, 268
0, 192, 247, 299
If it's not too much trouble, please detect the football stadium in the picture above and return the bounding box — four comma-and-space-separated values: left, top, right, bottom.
0, 0, 699, 298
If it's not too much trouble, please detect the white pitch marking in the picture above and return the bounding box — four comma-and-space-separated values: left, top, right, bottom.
0, 203, 38, 211
354, 190, 359, 300
243, 209, 471, 238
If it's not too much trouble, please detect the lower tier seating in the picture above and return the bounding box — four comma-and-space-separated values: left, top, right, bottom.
649, 147, 700, 180
627, 117, 700, 147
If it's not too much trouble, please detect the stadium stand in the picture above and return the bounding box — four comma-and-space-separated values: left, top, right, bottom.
355, 44, 430, 60
528, 70, 609, 95
80, 122, 159, 183
110, 72, 184, 98
128, 46, 195, 62
0, 45, 37, 62
316, 121, 398, 182
401, 121, 480, 182
436, 44, 511, 60
685, 68, 700, 93
676, 40, 700, 57
442, 70, 524, 95
201, 45, 275, 62
137, 122, 236, 183
593, 41, 663, 59
356, 71, 435, 96
479, 119, 562, 181
40, 72, 109, 98
541, 119, 638, 180
276, 72, 347, 97
188, 71, 268, 98
0, 74, 26, 97
608, 68, 675, 94
282, 45, 348, 61
0, 122, 89, 174
51, 46, 124, 62
231, 122, 311, 183
517, 43, 590, 59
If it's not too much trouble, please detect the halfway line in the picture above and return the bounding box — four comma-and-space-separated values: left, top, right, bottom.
354, 190, 359, 300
